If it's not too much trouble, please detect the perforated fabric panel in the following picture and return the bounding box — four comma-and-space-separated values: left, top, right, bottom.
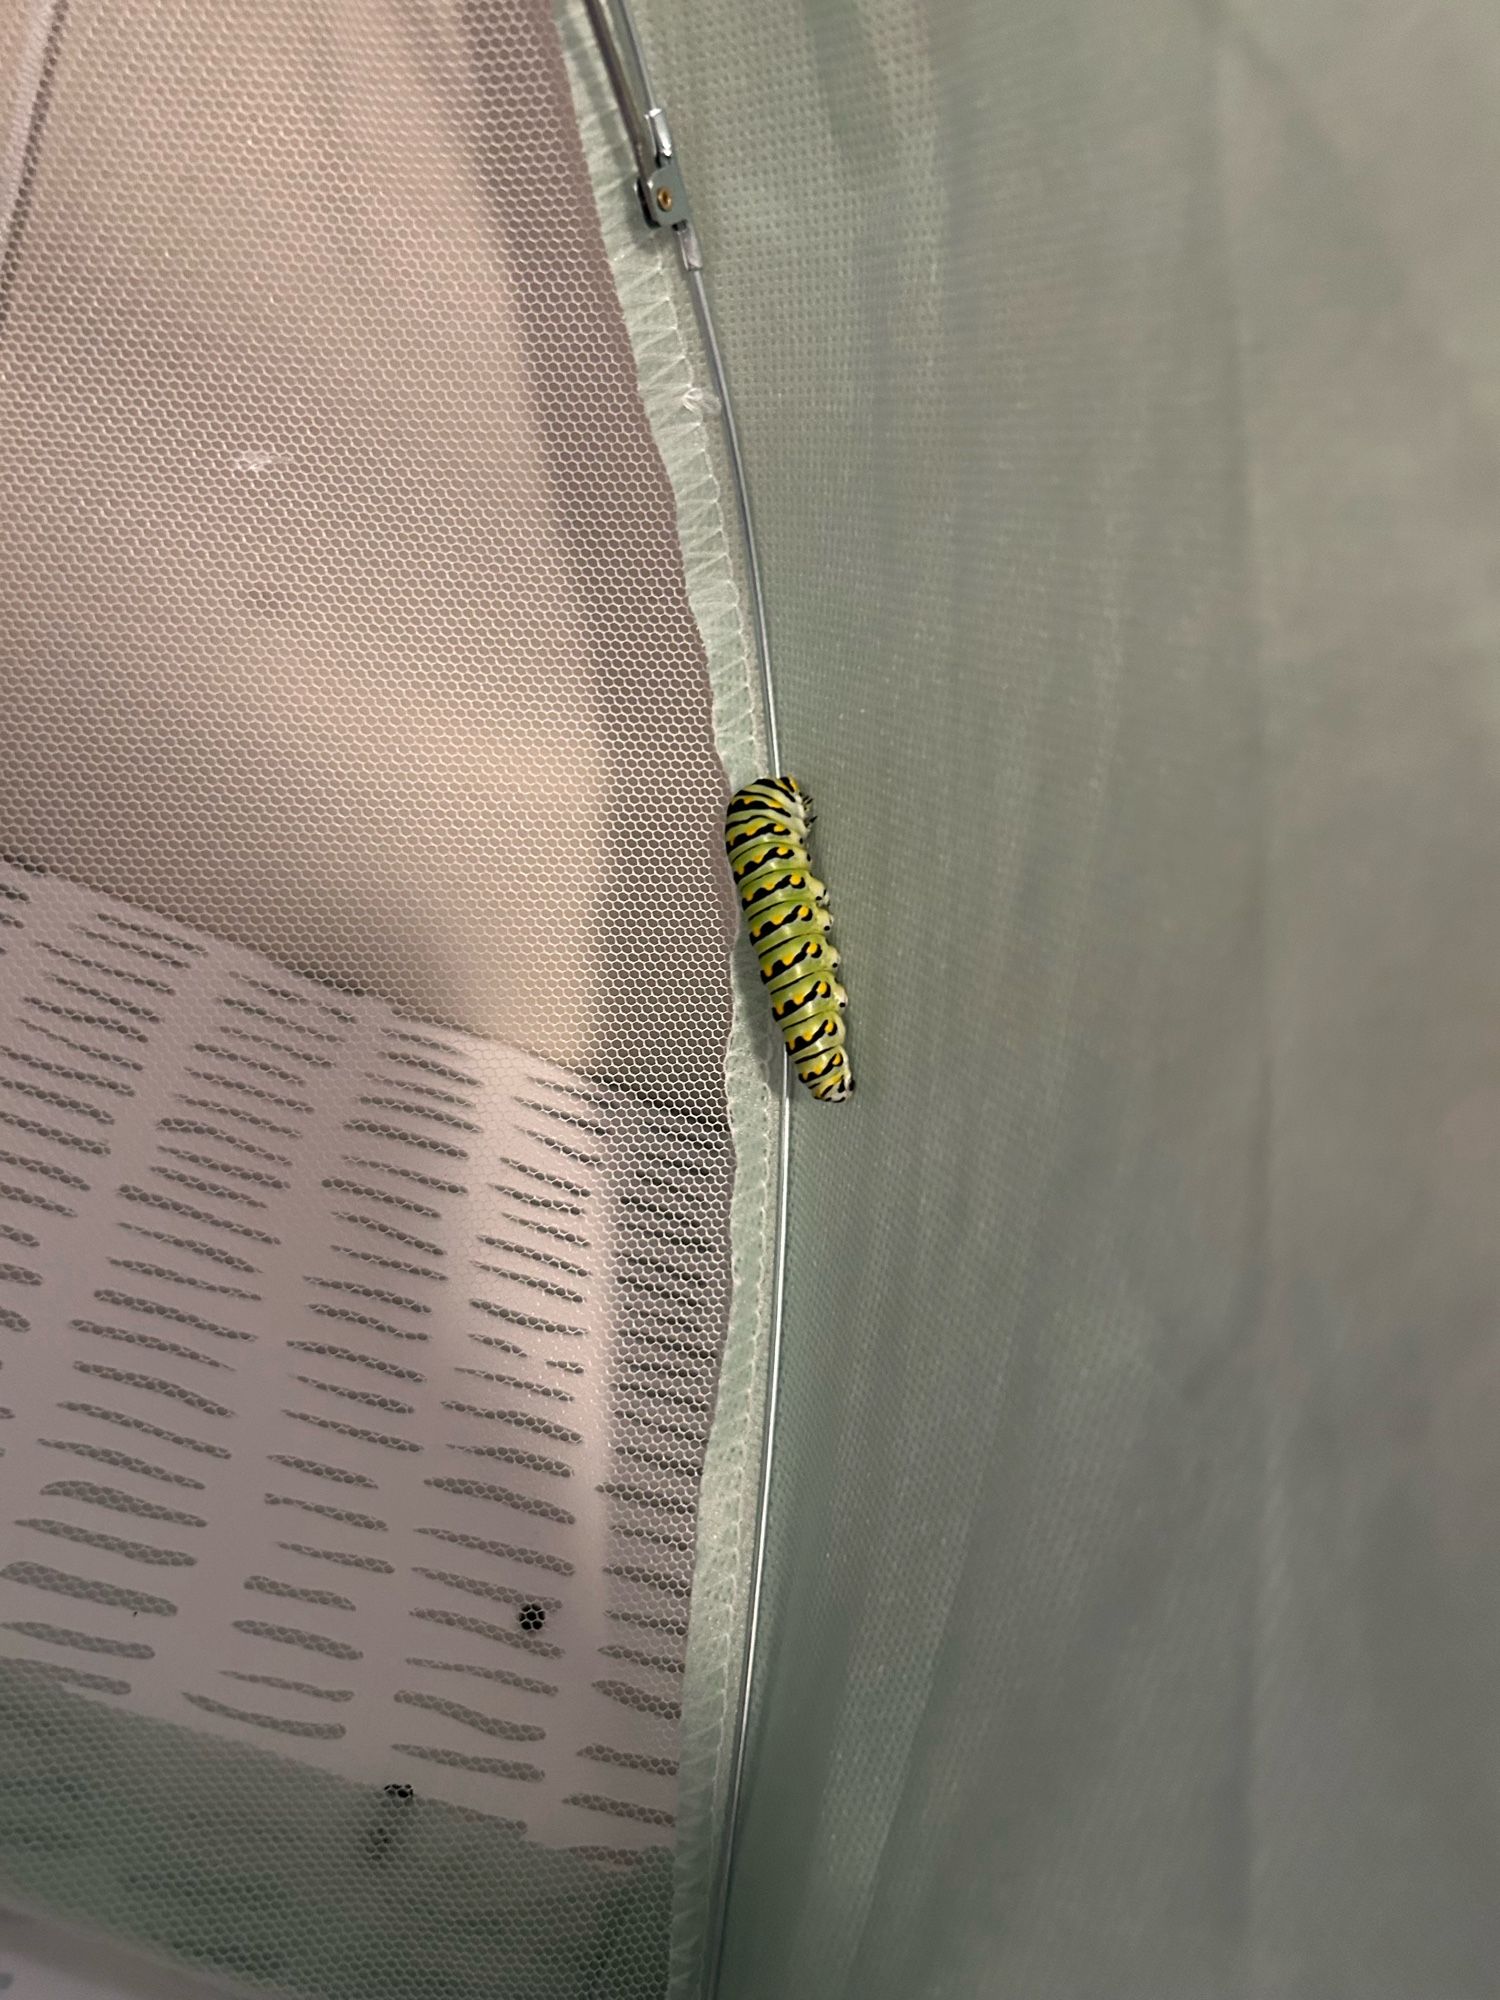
634, 3, 1500, 1998
0, 859, 722, 1849
0, 3, 761, 1996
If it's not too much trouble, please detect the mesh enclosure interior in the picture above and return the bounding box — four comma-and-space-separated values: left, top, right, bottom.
2, 1904, 248, 1997
0, 3, 756, 1996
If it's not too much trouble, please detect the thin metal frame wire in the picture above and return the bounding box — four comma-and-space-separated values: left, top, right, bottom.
685, 267, 792, 2000
686, 255, 793, 2000
573, 6, 793, 1995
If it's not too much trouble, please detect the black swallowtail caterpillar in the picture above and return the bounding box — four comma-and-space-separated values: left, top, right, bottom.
725, 776, 853, 1102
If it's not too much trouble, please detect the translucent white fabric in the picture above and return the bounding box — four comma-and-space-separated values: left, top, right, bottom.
634, 2, 1500, 1994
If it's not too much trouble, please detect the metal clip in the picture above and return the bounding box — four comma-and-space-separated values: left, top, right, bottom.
639, 104, 689, 228
580, 0, 694, 241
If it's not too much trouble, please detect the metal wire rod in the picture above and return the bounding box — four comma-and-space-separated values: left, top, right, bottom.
574, 5, 792, 1994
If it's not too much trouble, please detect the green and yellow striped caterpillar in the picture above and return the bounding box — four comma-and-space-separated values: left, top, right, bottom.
725, 775, 853, 1102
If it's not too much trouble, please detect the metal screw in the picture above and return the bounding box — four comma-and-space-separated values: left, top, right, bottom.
655, 187, 673, 212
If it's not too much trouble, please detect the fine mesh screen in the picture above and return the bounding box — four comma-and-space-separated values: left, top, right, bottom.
3, 1904, 244, 1997
0, 2, 753, 1995
638, 3, 1500, 1998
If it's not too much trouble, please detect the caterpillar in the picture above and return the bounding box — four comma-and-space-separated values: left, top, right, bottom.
725, 776, 853, 1102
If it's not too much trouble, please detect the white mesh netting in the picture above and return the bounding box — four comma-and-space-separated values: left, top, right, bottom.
0, 2, 751, 1994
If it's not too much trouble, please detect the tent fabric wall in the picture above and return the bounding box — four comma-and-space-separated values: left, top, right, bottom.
3, 0, 1500, 1995
632, 3, 1500, 1996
